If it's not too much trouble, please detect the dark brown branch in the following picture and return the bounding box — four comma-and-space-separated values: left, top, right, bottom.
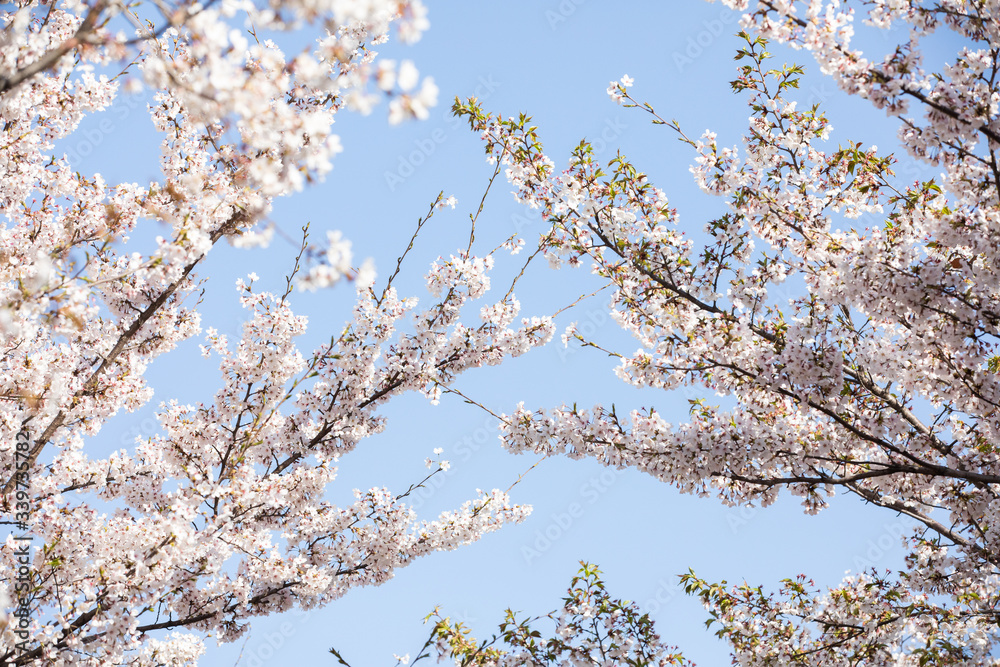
1, 217, 237, 496
0, 2, 109, 96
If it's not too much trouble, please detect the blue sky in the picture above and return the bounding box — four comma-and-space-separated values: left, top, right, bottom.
64, 1, 956, 664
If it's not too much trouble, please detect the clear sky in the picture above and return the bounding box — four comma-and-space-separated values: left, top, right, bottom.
66, 1, 954, 664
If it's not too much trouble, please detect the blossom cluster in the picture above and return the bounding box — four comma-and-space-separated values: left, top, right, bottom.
456, 1, 1000, 661
0, 1, 554, 664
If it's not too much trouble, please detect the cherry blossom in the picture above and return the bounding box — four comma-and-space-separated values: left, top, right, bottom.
456, 1, 1000, 662
0, 2, 555, 664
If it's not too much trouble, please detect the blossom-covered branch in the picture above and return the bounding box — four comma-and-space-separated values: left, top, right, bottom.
457, 1, 1000, 661
0, 1, 556, 663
